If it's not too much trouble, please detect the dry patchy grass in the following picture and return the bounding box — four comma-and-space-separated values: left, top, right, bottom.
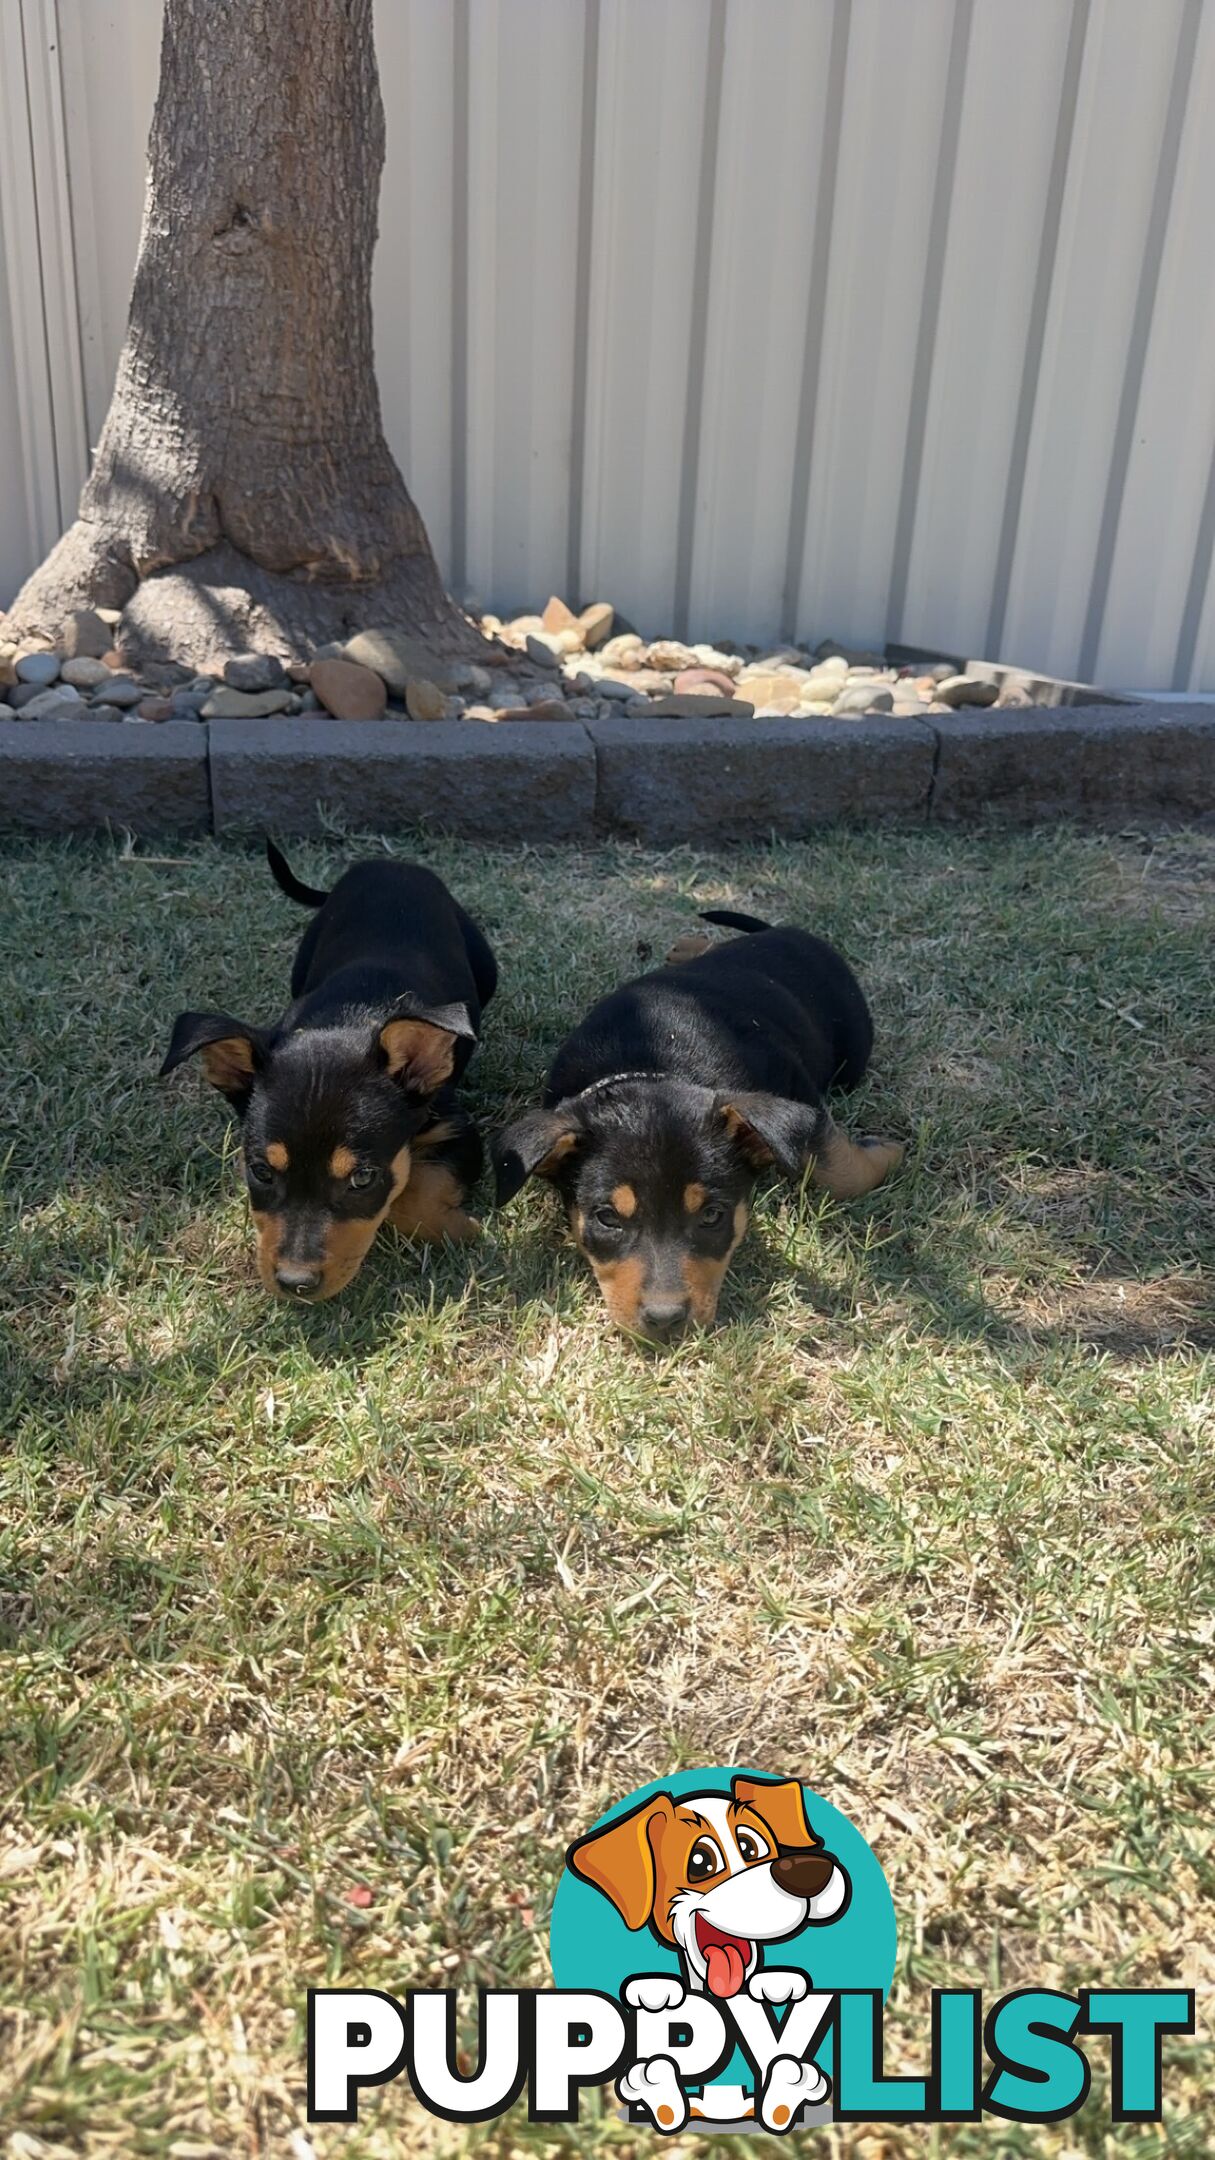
1, 826, 1212, 2157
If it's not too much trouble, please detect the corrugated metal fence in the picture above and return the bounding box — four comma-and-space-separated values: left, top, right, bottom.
3, 0, 1215, 689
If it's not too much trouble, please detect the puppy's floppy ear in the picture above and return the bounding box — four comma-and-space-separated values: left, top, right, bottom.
566, 1794, 676, 1930
718, 1091, 825, 1177
378, 1000, 476, 1096
160, 1012, 267, 1105
732, 1775, 818, 1851
492, 1106, 582, 1206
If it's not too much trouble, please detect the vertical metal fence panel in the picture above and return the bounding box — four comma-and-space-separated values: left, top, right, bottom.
0, 5, 47, 603
0, 0, 88, 585
577, 0, 716, 634
4, 0, 1215, 692
685, 0, 837, 647
791, 0, 961, 652
1094, 2, 1215, 692
898, 0, 1077, 663
16, 0, 90, 509
463, 0, 586, 614
57, 0, 161, 450
998, 0, 1190, 683
375, 0, 457, 578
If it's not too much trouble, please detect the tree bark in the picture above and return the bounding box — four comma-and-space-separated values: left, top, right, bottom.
3, 0, 481, 669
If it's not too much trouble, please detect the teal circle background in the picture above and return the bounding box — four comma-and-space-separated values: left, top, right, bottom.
550, 1766, 897, 2007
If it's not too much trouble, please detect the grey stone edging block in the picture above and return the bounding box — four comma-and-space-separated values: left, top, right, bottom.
3, 702, 1213, 844
207, 717, 596, 838
930, 702, 1215, 823
588, 714, 937, 841
0, 719, 210, 832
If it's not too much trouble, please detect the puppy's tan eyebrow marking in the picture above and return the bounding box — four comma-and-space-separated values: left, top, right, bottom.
684, 1181, 707, 1213
329, 1145, 357, 1178
265, 1141, 289, 1171
610, 1183, 638, 1217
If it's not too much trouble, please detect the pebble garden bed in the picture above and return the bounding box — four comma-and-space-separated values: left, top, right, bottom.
4, 593, 1209, 844
0, 595, 1124, 732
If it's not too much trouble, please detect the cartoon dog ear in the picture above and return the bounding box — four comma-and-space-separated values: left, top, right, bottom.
378, 1001, 475, 1096
160, 1012, 268, 1106
718, 1092, 825, 1177
566, 1794, 676, 1930
731, 1775, 818, 1851
492, 1107, 582, 1206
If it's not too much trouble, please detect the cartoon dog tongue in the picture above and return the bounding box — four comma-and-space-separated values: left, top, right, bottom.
704, 1937, 748, 1998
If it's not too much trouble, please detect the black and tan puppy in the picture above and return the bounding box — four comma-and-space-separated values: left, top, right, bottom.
494, 911, 901, 1341
162, 843, 496, 1300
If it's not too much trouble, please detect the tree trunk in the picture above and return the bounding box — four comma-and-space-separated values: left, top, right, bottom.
2, 0, 481, 670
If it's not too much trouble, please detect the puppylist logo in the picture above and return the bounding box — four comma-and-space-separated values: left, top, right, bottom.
552, 1769, 877, 2131
307, 1767, 1194, 2133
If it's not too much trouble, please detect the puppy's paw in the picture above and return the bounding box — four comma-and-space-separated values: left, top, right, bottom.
442, 1208, 482, 1243
664, 932, 713, 966
760, 2054, 830, 2132
618, 2055, 687, 2132
624, 1974, 686, 2012
748, 1967, 808, 2005
860, 1136, 904, 1177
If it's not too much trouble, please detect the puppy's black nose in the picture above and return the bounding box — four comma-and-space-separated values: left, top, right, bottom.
275, 1263, 323, 1299
639, 1299, 691, 1343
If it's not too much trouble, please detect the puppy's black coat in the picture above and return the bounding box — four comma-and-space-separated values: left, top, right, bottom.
162, 843, 496, 1300
494, 912, 901, 1340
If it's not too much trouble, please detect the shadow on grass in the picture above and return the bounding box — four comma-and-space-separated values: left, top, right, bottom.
3, 827, 1213, 1485
4, 1127, 1211, 1461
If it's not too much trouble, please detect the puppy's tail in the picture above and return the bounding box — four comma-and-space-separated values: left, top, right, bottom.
265, 837, 329, 909
699, 907, 772, 935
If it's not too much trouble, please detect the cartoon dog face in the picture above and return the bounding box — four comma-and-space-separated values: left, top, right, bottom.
567, 1776, 850, 1999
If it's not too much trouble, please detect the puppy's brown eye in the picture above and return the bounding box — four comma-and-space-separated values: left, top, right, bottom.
593, 1204, 623, 1230
700, 1201, 726, 1227
736, 1828, 769, 1864
688, 1837, 723, 1880
348, 1164, 377, 1191
247, 1158, 275, 1189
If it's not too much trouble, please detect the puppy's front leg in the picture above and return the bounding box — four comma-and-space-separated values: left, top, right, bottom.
810, 1115, 904, 1198
389, 1161, 481, 1243
389, 1115, 483, 1244
664, 931, 714, 966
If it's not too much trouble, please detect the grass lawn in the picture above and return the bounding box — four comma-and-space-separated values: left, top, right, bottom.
1, 823, 1212, 2157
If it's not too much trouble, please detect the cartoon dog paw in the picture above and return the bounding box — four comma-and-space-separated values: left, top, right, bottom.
760, 2054, 830, 2132
618, 2055, 688, 2133
748, 1967, 808, 2006
624, 1974, 686, 2012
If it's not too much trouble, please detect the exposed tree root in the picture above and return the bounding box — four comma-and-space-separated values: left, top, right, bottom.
2, 527, 504, 675
2, 522, 139, 646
